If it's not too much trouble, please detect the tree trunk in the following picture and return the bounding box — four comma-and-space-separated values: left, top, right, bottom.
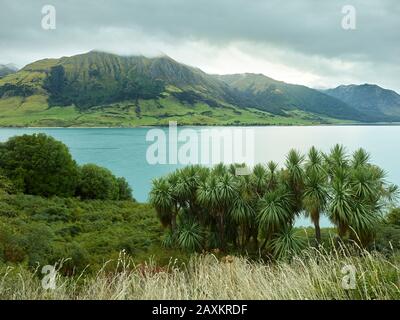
311, 209, 321, 245
252, 227, 259, 251
171, 213, 177, 232
314, 220, 321, 245
260, 237, 268, 251
218, 212, 225, 250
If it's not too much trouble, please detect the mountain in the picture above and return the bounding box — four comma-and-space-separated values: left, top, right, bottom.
0, 64, 17, 78
216, 73, 367, 121
0, 51, 390, 127
324, 84, 400, 122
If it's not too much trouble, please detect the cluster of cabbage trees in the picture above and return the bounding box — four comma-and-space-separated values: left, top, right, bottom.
149, 145, 398, 258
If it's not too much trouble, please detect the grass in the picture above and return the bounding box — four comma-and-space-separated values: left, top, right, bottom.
0, 95, 354, 127
0, 248, 398, 299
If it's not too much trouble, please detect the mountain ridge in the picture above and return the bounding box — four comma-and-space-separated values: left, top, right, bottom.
324, 84, 400, 121
0, 63, 18, 78
0, 51, 399, 126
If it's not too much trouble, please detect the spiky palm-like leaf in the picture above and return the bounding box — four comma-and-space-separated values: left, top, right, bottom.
384, 184, 399, 203
285, 149, 305, 186
149, 178, 174, 227
172, 167, 199, 204
348, 201, 382, 247
252, 163, 268, 196
161, 229, 178, 248
212, 163, 228, 176
328, 179, 354, 237
305, 146, 325, 175
350, 167, 375, 199
270, 226, 306, 260
258, 187, 294, 234
352, 148, 371, 168
230, 196, 255, 225
329, 144, 349, 169
177, 221, 203, 251
217, 174, 238, 207
303, 169, 328, 211
266, 161, 279, 190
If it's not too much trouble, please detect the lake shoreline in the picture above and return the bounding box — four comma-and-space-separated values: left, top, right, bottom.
1, 122, 400, 129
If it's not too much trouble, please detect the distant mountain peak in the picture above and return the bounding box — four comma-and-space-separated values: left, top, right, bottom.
324, 83, 400, 121
0, 63, 18, 78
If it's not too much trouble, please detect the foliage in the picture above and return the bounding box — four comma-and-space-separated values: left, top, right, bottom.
0, 134, 134, 201
150, 146, 397, 259
117, 177, 134, 201
76, 164, 119, 200
43, 60, 165, 109
0, 193, 182, 273
387, 207, 400, 226
0, 133, 79, 197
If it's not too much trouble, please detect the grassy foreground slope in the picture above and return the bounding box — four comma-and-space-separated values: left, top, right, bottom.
1, 251, 399, 299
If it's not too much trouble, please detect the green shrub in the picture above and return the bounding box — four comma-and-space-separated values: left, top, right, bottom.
0, 173, 16, 194
76, 164, 119, 200
117, 177, 133, 200
0, 193, 178, 273
387, 208, 400, 226
0, 133, 79, 197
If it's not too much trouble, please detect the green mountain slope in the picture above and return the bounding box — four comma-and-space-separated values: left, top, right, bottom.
0, 51, 375, 126
216, 73, 368, 121
324, 84, 400, 121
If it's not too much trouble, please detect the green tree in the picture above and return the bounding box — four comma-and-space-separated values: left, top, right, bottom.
117, 177, 133, 201
197, 167, 237, 250
284, 149, 305, 214
149, 177, 175, 229
76, 164, 119, 200
258, 186, 294, 251
0, 133, 79, 197
303, 147, 328, 244
326, 146, 394, 247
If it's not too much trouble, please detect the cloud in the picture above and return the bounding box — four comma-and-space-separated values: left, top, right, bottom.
0, 0, 399, 91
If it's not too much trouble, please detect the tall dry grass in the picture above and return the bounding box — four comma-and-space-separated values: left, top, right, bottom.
0, 248, 399, 300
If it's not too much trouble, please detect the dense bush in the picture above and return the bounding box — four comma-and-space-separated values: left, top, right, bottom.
76, 164, 133, 200
0, 173, 16, 194
117, 177, 133, 201
0, 193, 179, 273
372, 207, 400, 253
0, 134, 79, 197
76, 164, 119, 200
387, 208, 400, 226
0, 134, 134, 201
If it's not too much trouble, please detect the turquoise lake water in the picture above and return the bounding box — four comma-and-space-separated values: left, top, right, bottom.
1, 126, 399, 227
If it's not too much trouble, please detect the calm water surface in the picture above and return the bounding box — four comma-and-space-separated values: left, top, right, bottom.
1, 126, 399, 227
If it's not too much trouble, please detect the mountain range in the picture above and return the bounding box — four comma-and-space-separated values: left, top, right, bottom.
0, 64, 18, 78
0, 51, 399, 127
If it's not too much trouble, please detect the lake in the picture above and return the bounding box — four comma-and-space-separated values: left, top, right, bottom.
1, 125, 399, 227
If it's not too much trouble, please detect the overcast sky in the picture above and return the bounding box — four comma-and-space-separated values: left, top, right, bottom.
1, 0, 399, 91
